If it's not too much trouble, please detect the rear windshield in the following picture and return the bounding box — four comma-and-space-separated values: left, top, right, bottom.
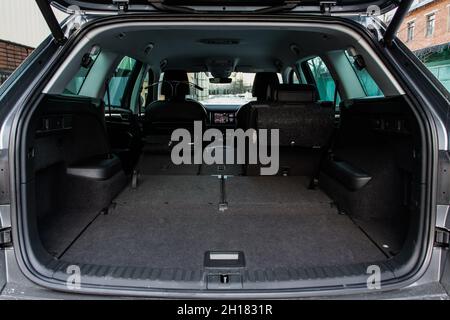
187, 72, 281, 106
188, 72, 254, 105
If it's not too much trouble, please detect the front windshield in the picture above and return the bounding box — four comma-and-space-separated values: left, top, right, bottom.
187, 72, 257, 106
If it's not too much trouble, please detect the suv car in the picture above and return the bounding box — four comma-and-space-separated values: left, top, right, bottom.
0, 0, 449, 299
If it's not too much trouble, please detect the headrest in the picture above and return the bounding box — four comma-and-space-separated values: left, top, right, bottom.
252, 72, 280, 101
273, 84, 318, 103
161, 70, 190, 99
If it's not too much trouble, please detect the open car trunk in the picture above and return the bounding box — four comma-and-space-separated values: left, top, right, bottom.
25, 93, 421, 290
15, 15, 430, 295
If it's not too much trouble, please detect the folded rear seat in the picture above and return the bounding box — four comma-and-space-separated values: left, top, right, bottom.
42, 95, 122, 181
247, 84, 335, 176
32, 94, 127, 211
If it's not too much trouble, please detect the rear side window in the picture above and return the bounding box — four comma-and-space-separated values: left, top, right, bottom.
305, 56, 337, 101
64, 49, 101, 95
289, 69, 300, 84
345, 51, 384, 97
105, 56, 137, 108
138, 69, 154, 110
428, 64, 450, 91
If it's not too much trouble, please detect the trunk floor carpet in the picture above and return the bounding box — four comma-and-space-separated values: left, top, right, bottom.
60, 175, 386, 270
39, 208, 100, 257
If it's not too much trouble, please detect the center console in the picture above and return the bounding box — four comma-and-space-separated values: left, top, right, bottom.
205, 104, 240, 129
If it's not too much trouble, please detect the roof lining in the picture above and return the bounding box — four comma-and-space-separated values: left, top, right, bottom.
43, 21, 404, 96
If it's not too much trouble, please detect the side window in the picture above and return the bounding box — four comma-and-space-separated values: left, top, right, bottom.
130, 67, 153, 114
138, 69, 153, 110
305, 56, 337, 101
277, 73, 284, 84
345, 51, 384, 97
64, 49, 101, 95
289, 69, 300, 84
104, 56, 137, 108
427, 65, 450, 91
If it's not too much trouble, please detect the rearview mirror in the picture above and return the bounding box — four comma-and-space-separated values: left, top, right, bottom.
209, 77, 232, 84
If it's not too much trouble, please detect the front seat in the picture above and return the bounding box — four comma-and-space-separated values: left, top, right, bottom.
236, 72, 280, 129
145, 70, 207, 135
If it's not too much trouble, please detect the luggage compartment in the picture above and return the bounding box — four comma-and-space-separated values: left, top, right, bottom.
51, 175, 388, 270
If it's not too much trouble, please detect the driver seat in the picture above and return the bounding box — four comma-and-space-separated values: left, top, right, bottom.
145, 70, 207, 135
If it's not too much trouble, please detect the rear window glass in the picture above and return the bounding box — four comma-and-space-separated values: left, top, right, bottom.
63, 49, 101, 95
428, 64, 450, 92
289, 69, 300, 84
345, 51, 384, 98
158, 72, 282, 106
104, 56, 137, 108
188, 72, 257, 105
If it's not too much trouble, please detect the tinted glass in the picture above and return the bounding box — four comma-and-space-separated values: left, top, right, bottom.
345, 51, 384, 97
306, 56, 336, 101
64, 50, 101, 95
104, 56, 137, 108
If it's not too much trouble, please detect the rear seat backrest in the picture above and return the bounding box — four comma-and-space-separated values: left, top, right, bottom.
32, 94, 111, 171
254, 84, 335, 148
273, 84, 318, 103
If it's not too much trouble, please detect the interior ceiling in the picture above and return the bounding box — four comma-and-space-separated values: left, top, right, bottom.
96, 27, 355, 73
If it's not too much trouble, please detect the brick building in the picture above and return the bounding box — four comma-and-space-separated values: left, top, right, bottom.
0, 0, 67, 86
397, 0, 450, 90
0, 40, 34, 85
398, 0, 449, 50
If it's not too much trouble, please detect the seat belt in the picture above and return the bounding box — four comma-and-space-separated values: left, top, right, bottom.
308, 83, 340, 189
103, 78, 114, 159
332, 82, 341, 129
326, 82, 341, 155
105, 78, 113, 119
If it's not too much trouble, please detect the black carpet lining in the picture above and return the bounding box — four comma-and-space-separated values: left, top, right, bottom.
59, 175, 386, 270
